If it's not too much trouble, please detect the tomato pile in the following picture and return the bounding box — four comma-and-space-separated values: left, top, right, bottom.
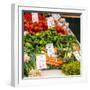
24, 12, 68, 35
55, 25, 68, 35
24, 13, 48, 34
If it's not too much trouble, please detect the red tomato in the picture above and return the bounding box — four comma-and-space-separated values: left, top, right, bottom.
24, 13, 32, 21
38, 15, 42, 20
34, 26, 39, 32
29, 21, 33, 25
43, 26, 48, 31
43, 21, 47, 27
38, 15, 45, 20
29, 30, 34, 35
24, 23, 29, 31
39, 21, 43, 27
39, 27, 43, 31
42, 15, 46, 20
33, 22, 39, 27
24, 26, 28, 31
24, 19, 27, 23
29, 24, 33, 31
55, 26, 60, 33
56, 26, 65, 34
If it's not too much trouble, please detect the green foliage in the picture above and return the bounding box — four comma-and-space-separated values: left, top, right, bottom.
24, 29, 80, 74
61, 61, 80, 75
24, 29, 79, 54
24, 53, 36, 76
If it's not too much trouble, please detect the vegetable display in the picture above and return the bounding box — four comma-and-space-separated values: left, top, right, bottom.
23, 12, 81, 77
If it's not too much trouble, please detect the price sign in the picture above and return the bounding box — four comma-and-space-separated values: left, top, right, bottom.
36, 54, 47, 69
32, 13, 39, 22
46, 17, 55, 28
46, 43, 55, 57
73, 51, 81, 61
52, 14, 61, 21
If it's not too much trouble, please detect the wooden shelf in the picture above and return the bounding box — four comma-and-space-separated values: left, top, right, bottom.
61, 15, 80, 18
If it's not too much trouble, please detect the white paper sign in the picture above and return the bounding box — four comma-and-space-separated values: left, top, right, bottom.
46, 17, 55, 28
36, 55, 47, 69
52, 14, 61, 21
46, 43, 55, 57
73, 51, 81, 61
32, 13, 39, 22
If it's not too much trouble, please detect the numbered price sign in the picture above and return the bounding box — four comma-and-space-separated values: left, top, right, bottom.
52, 14, 61, 21
46, 43, 55, 57
46, 17, 55, 28
73, 51, 81, 61
32, 13, 39, 22
36, 54, 47, 69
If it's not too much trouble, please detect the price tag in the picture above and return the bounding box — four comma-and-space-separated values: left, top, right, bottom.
52, 14, 61, 21
36, 54, 47, 69
32, 13, 39, 22
73, 51, 81, 61
46, 17, 55, 28
46, 43, 55, 57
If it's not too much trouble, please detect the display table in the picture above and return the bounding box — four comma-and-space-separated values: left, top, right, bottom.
41, 70, 66, 77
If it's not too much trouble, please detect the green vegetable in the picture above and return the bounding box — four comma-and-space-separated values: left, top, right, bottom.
24, 29, 80, 76
61, 61, 80, 75
24, 54, 36, 76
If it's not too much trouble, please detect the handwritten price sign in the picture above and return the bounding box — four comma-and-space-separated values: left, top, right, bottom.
36, 54, 47, 69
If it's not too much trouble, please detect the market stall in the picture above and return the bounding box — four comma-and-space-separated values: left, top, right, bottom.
23, 12, 80, 77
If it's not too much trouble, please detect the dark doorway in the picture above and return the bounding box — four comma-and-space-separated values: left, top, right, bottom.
66, 18, 80, 42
